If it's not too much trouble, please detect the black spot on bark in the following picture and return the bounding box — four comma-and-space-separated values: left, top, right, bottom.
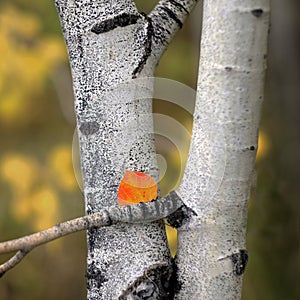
79, 121, 100, 135
86, 261, 108, 289
167, 204, 197, 228
232, 249, 248, 275
161, 6, 183, 28
225, 66, 233, 71
243, 145, 257, 152
76, 99, 88, 112
91, 13, 141, 34
251, 9, 263, 18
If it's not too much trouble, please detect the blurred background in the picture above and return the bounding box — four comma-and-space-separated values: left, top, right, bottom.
0, 0, 299, 299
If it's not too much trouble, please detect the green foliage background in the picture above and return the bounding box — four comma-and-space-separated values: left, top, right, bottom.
0, 0, 299, 299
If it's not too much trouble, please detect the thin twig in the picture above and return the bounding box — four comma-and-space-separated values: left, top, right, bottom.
0, 249, 31, 277
0, 210, 111, 277
0, 210, 111, 254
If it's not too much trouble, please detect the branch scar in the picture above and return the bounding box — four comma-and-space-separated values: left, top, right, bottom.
91, 13, 141, 34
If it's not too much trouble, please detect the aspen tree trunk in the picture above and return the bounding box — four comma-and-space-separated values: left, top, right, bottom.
173, 0, 270, 299
54, 0, 197, 298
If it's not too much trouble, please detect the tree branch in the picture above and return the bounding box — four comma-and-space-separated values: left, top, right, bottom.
149, 0, 199, 58
0, 250, 31, 278
0, 191, 182, 277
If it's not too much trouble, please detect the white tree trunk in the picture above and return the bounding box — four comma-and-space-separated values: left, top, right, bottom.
173, 0, 270, 299
54, 0, 197, 298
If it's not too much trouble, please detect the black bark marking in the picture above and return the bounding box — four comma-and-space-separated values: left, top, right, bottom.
91, 13, 141, 34
169, 0, 189, 14
242, 145, 257, 152
86, 261, 108, 289
75, 35, 89, 113
167, 204, 197, 228
156, 197, 162, 213
169, 258, 182, 297
79, 121, 100, 135
243, 145, 257, 152
132, 13, 154, 79
119, 264, 173, 300
231, 249, 248, 275
138, 202, 148, 220
225, 66, 233, 71
88, 227, 98, 252
251, 9, 263, 18
161, 6, 183, 28
76, 99, 88, 112
127, 204, 133, 222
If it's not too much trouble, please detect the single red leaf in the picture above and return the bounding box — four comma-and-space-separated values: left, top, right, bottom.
117, 170, 158, 206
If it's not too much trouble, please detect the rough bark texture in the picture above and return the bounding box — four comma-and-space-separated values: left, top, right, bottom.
54, 0, 197, 298
174, 0, 270, 299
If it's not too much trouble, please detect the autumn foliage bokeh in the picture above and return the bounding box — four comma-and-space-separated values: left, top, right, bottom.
0, 2, 85, 299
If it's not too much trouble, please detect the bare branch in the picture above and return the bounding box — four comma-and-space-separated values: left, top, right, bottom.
0, 250, 31, 278
149, 0, 199, 57
0, 210, 111, 277
0, 210, 112, 254
0, 191, 182, 277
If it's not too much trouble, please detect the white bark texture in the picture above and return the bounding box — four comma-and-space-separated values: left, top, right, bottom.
54, 0, 197, 299
174, 0, 270, 299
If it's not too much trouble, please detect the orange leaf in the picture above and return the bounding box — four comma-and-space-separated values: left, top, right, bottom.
117, 170, 158, 206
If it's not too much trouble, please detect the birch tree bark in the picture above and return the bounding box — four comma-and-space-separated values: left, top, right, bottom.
172, 0, 271, 299
54, 0, 197, 298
